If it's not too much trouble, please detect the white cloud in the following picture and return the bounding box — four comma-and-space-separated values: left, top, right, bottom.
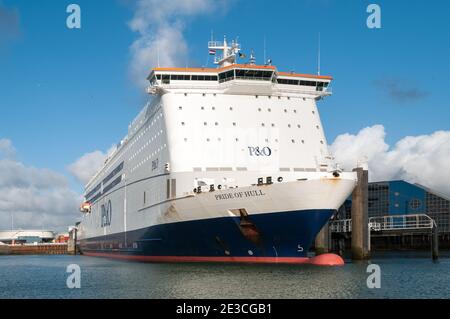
67, 150, 108, 185
330, 125, 450, 196
128, 0, 225, 87
0, 139, 81, 231
0, 138, 16, 159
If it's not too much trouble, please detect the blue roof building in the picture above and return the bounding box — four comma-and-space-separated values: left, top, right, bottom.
338, 180, 450, 233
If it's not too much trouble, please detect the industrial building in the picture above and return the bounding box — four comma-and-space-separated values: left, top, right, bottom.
336, 180, 450, 233
0, 230, 55, 244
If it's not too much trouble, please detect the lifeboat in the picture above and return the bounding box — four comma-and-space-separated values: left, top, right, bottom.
79, 202, 91, 213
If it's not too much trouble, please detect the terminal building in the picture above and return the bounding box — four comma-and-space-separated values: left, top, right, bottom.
336, 180, 450, 234
0, 230, 55, 244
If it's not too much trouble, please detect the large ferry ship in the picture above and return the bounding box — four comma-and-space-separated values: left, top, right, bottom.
77, 37, 357, 264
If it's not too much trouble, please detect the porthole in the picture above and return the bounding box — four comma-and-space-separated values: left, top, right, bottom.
288, 124, 291, 128
268, 108, 271, 112
291, 139, 295, 143
258, 108, 261, 112
278, 96, 281, 100
320, 140, 324, 144
229, 107, 233, 111
218, 138, 221, 141
179, 106, 182, 110
284, 109, 287, 113
201, 106, 205, 110
184, 93, 187, 96
294, 110, 297, 113
301, 140, 305, 144
233, 122, 236, 126
215, 122, 219, 126
316, 125, 320, 129
235, 138, 239, 142
206, 138, 210, 142
312, 111, 315, 114
271, 123, 275, 127
204, 122, 207, 126
212, 106, 215, 110
181, 122, 185, 126
261, 123, 265, 127
184, 138, 187, 142
202, 93, 206, 96
297, 124, 301, 128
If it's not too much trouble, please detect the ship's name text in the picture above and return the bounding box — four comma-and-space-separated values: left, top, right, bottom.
215, 190, 265, 201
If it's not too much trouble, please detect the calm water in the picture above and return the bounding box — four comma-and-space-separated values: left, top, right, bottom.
1, 253, 450, 298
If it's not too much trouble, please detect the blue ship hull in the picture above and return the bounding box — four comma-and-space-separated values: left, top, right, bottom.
79, 209, 335, 263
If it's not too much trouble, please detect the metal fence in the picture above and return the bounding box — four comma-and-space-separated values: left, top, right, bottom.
330, 214, 436, 233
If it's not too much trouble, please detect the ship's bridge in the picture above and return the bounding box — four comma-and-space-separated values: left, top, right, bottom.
147, 64, 332, 97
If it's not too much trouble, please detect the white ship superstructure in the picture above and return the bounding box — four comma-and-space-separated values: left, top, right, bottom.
77, 37, 356, 263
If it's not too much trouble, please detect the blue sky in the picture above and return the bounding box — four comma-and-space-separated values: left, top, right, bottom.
0, 0, 449, 229
1, 0, 448, 171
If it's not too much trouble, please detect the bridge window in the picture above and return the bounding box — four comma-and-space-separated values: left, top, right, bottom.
277, 78, 329, 90
235, 69, 273, 81
162, 74, 170, 84
218, 70, 235, 83
159, 74, 220, 82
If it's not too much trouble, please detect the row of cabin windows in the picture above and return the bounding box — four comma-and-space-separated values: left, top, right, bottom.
179, 106, 316, 116
130, 144, 167, 173
180, 122, 320, 129
181, 138, 324, 144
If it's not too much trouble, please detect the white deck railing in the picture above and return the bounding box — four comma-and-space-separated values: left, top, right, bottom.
330, 214, 436, 233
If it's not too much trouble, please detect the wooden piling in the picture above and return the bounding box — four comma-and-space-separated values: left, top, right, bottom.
315, 222, 330, 255
432, 224, 439, 261
351, 167, 370, 260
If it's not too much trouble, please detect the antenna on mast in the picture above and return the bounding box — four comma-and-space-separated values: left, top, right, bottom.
263, 35, 266, 65
157, 39, 160, 67
317, 32, 321, 76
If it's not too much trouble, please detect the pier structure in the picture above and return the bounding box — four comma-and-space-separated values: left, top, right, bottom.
315, 166, 369, 259
330, 213, 439, 259
351, 167, 370, 260
0, 243, 67, 255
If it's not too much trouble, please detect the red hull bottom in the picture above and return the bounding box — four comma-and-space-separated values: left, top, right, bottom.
83, 252, 344, 266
